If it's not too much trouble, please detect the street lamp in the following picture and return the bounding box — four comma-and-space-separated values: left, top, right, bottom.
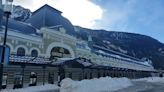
3, 0, 13, 45
0, 0, 13, 89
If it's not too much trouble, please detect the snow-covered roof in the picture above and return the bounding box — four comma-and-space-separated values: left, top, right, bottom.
9, 55, 51, 64
51, 58, 75, 65
93, 45, 141, 61
76, 59, 92, 67
93, 46, 153, 67
51, 57, 93, 67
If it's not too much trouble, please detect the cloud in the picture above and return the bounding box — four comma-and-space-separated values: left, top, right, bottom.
13, 0, 35, 9
13, 0, 103, 28
13, 0, 51, 11
92, 0, 137, 31
91, 0, 164, 43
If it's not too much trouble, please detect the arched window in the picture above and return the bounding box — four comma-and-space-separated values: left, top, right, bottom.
17, 47, 25, 56
31, 50, 38, 57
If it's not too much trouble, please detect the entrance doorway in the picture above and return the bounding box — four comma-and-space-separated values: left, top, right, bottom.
50, 47, 71, 60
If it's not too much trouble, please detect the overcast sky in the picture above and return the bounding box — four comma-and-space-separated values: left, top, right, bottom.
13, 0, 164, 43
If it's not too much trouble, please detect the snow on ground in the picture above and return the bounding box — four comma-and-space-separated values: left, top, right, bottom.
60, 77, 133, 92
2, 77, 164, 92
134, 77, 164, 83
1, 84, 59, 92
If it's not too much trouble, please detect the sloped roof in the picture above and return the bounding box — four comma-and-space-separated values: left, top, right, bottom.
52, 58, 93, 68
25, 4, 76, 36
2, 18, 39, 36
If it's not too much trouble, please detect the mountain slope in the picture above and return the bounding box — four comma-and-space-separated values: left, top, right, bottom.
75, 26, 164, 69
11, 5, 31, 21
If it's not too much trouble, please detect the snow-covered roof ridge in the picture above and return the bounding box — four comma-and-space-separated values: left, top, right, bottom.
93, 45, 153, 67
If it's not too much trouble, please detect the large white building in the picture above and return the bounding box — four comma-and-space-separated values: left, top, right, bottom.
0, 4, 154, 71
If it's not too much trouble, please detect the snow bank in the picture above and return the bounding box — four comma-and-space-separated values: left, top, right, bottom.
1, 84, 59, 92
60, 77, 132, 92
134, 77, 164, 83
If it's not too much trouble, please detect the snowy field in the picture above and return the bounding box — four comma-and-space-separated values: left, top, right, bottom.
60, 77, 132, 92
1, 77, 164, 92
60, 77, 164, 92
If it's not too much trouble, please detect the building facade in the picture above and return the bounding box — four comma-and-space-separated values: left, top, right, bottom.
0, 4, 158, 89
0, 4, 154, 71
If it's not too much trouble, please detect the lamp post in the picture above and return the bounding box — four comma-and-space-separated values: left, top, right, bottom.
0, 0, 13, 89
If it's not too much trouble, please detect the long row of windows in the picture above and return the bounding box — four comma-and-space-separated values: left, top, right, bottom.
17, 47, 38, 57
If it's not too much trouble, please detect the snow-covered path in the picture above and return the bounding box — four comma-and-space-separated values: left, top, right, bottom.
60, 77, 132, 92
113, 77, 164, 92
2, 77, 164, 92
113, 81, 164, 92
60, 77, 164, 92
41, 81, 164, 92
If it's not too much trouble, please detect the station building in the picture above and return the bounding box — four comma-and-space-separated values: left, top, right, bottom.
0, 4, 156, 89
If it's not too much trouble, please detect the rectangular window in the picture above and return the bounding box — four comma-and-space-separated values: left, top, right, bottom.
2, 73, 8, 89
29, 72, 37, 86
68, 72, 72, 79
48, 72, 54, 84
13, 73, 23, 89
